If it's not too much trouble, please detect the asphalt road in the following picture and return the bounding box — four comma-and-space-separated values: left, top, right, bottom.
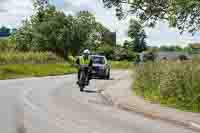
1, 71, 196, 133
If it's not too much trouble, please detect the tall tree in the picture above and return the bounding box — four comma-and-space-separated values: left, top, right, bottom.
0, 26, 10, 33
15, 5, 75, 57
32, 0, 50, 23
71, 11, 96, 54
33, 0, 49, 9
103, 0, 200, 34
15, 1, 113, 57
73, 11, 111, 53
128, 19, 147, 52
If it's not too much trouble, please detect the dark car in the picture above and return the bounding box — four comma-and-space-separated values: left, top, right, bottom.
91, 55, 110, 79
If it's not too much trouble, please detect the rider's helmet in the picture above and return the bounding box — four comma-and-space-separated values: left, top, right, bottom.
83, 49, 90, 55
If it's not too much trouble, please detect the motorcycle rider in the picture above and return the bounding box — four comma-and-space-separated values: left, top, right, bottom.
76, 49, 93, 85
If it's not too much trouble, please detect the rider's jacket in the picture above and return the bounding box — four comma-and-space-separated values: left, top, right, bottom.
76, 56, 93, 66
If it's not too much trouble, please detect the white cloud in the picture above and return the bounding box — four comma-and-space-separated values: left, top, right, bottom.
145, 21, 200, 47
0, 0, 33, 27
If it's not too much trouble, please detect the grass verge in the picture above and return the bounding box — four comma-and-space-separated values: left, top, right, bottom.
0, 51, 64, 64
0, 63, 77, 80
110, 61, 133, 69
133, 60, 200, 113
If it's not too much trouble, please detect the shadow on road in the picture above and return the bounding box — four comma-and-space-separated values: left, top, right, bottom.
92, 77, 115, 80
83, 90, 98, 93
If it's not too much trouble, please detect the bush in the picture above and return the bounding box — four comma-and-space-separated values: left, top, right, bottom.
112, 47, 138, 61
110, 61, 133, 69
0, 38, 16, 52
0, 51, 64, 64
134, 59, 200, 112
142, 51, 157, 62
95, 44, 138, 61
95, 44, 114, 60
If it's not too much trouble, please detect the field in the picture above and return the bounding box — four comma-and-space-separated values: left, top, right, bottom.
134, 58, 200, 112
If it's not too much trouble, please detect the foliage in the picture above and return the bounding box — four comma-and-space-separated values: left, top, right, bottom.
15, 6, 74, 57
128, 19, 147, 52
0, 38, 16, 51
103, 0, 200, 34
14, 3, 111, 58
71, 11, 98, 54
0, 26, 10, 33
95, 43, 114, 59
159, 45, 184, 52
112, 46, 138, 61
134, 59, 200, 112
0, 63, 77, 80
0, 26, 16, 37
110, 61, 133, 69
142, 51, 157, 62
0, 51, 64, 64
11, 1, 137, 62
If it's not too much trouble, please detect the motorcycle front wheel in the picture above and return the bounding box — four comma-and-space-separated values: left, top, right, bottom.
79, 71, 85, 92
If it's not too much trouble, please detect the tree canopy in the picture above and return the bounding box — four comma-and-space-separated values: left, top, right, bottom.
103, 0, 200, 34
127, 19, 147, 52
159, 45, 183, 52
9, 0, 138, 61
15, 2, 113, 57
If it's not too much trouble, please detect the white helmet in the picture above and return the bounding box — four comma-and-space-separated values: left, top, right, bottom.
83, 49, 90, 54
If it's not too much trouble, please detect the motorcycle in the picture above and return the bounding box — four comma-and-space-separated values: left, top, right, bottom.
78, 65, 90, 92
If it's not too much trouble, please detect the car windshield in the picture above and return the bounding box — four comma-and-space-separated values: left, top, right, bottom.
92, 56, 105, 64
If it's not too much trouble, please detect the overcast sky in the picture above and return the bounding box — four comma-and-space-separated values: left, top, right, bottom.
0, 0, 200, 47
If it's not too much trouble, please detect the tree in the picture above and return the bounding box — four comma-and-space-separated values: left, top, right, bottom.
15, 5, 75, 57
15, 1, 115, 57
0, 26, 10, 33
15, 1, 111, 57
73, 11, 112, 54
95, 43, 114, 59
103, 0, 200, 34
0, 26, 11, 37
33, 0, 49, 10
70, 11, 97, 54
123, 40, 131, 49
159, 45, 184, 51
128, 19, 147, 52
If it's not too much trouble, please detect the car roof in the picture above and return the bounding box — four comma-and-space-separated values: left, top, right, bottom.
91, 55, 106, 58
